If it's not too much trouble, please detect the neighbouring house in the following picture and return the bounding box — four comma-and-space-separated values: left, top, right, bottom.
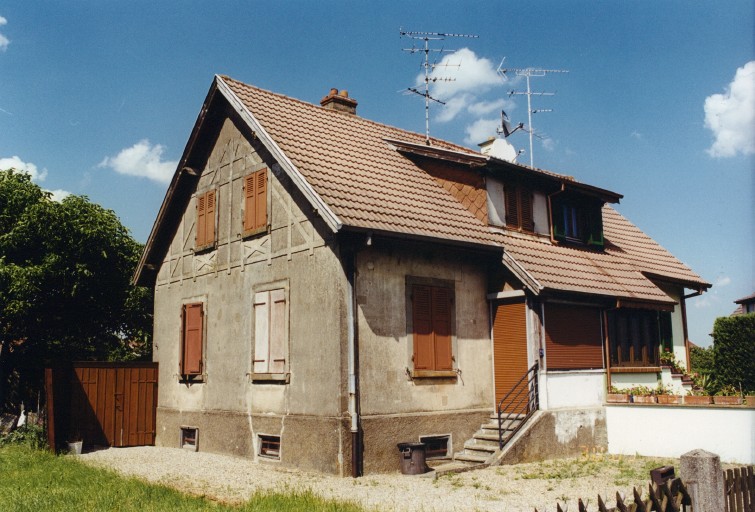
134, 75, 710, 476
733, 292, 755, 315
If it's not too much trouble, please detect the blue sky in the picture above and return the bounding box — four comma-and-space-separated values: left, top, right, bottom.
0, 1, 752, 346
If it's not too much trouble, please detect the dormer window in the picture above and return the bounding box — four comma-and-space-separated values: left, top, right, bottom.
551, 194, 604, 248
504, 184, 534, 232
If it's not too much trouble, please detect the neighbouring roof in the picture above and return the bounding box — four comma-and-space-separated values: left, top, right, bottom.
135, 75, 710, 304
734, 293, 755, 304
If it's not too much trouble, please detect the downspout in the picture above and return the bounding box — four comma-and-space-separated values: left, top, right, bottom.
345, 243, 363, 477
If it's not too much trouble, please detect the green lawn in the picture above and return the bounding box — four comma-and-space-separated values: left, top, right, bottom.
0, 446, 366, 512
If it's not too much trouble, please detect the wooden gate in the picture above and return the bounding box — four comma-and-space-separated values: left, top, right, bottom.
45, 362, 158, 451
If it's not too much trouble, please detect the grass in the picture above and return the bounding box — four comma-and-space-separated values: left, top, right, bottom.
0, 446, 366, 512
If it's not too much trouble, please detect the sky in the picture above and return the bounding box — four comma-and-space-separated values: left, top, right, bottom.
0, 1, 752, 346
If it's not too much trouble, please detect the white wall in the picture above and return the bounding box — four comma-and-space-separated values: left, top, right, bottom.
606, 404, 755, 464
543, 370, 606, 409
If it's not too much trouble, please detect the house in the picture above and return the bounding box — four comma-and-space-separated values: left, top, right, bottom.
134, 75, 710, 476
733, 292, 755, 315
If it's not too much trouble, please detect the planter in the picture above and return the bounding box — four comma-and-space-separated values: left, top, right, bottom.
67, 440, 83, 455
746, 395, 755, 407
713, 396, 742, 405
632, 395, 657, 404
606, 393, 631, 403
656, 395, 682, 405
684, 395, 712, 405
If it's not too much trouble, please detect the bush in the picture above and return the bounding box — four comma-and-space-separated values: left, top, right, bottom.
689, 344, 714, 375
0, 423, 46, 450
712, 313, 755, 394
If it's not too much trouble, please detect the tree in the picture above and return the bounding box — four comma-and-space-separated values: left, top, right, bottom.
0, 169, 152, 412
711, 313, 755, 394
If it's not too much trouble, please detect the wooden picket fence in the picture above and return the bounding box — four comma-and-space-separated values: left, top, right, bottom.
535, 478, 691, 512
725, 465, 755, 512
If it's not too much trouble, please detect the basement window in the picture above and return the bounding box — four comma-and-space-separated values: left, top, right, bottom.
419, 434, 451, 459
180, 427, 198, 451
258, 434, 281, 460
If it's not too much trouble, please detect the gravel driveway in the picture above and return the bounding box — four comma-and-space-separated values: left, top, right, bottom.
80, 446, 669, 511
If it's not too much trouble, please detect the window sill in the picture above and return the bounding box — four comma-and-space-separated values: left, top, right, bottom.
610, 366, 661, 374
179, 374, 205, 384
242, 226, 268, 239
410, 370, 457, 379
251, 373, 290, 383
193, 243, 216, 254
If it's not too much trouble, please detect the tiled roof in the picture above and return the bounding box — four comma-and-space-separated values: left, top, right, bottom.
222, 76, 499, 247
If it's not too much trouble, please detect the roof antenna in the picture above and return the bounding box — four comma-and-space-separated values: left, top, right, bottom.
400, 28, 479, 145
497, 60, 568, 167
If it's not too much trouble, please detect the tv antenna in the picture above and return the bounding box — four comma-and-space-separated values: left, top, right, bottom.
498, 61, 568, 167
400, 28, 479, 144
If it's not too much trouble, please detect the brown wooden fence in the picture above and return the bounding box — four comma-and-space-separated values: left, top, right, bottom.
45, 362, 158, 451
725, 466, 755, 512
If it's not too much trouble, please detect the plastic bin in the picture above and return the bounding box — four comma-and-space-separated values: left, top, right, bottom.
397, 442, 430, 475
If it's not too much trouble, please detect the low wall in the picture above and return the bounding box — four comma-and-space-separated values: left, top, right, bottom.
542, 371, 605, 409
606, 404, 755, 464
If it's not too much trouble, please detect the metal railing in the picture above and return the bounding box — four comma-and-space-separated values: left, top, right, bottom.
497, 361, 539, 450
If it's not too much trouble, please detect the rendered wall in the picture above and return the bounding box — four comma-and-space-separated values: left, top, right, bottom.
542, 370, 606, 409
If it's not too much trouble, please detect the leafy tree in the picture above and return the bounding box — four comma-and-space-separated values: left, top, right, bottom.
0, 169, 152, 412
711, 313, 755, 394
689, 344, 715, 377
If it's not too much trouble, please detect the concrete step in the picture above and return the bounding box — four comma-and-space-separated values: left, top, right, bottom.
470, 432, 507, 447
453, 451, 489, 464
489, 412, 526, 421
463, 439, 498, 454
481, 420, 521, 432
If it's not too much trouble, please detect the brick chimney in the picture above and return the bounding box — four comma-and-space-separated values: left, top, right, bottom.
320, 88, 358, 115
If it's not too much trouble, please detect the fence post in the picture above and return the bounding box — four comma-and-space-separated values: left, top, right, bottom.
680, 449, 725, 512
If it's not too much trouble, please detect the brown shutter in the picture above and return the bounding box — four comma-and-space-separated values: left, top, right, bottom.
412, 285, 434, 370
492, 300, 529, 405
504, 185, 519, 228
205, 190, 216, 246
544, 303, 603, 370
196, 194, 206, 247
269, 289, 286, 374
432, 286, 453, 370
520, 188, 534, 232
255, 169, 267, 231
243, 174, 255, 232
182, 303, 203, 375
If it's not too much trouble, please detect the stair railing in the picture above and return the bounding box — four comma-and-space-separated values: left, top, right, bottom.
497, 361, 539, 450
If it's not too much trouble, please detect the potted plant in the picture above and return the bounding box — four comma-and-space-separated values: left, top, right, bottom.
655, 383, 681, 404
713, 385, 743, 405
606, 385, 631, 403
630, 385, 657, 404
659, 350, 685, 374
684, 389, 713, 405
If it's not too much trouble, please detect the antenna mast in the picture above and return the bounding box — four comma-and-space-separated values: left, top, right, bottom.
400, 28, 478, 144
498, 63, 568, 167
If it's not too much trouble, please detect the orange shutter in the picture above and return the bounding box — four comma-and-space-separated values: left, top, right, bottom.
196, 194, 206, 247
253, 291, 270, 373
205, 190, 216, 245
182, 303, 203, 375
255, 169, 267, 231
432, 286, 453, 370
544, 303, 603, 370
243, 174, 255, 232
412, 285, 434, 370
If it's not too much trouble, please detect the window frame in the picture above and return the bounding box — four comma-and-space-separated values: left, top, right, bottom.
195, 189, 217, 251
257, 434, 281, 460
406, 277, 457, 378
607, 308, 667, 368
242, 167, 268, 238
550, 194, 604, 248
251, 281, 290, 383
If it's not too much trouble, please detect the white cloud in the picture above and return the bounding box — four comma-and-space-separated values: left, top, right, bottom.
714, 275, 731, 287
468, 99, 507, 117
704, 61, 755, 158
630, 130, 643, 140
464, 118, 501, 145
436, 93, 473, 123
99, 139, 177, 183
0, 155, 48, 182
48, 189, 71, 202
0, 16, 9, 52
541, 138, 555, 152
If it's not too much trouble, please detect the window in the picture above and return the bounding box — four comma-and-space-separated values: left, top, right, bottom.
195, 189, 217, 250
258, 434, 281, 459
180, 427, 198, 451
181, 303, 204, 377
243, 168, 267, 236
607, 309, 668, 367
504, 184, 534, 232
551, 194, 604, 247
411, 283, 454, 373
252, 288, 288, 379
419, 435, 451, 459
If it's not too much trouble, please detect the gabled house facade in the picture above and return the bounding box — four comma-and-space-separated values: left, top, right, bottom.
135, 76, 710, 475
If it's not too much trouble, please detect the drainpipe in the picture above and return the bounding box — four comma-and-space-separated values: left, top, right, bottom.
345, 242, 362, 477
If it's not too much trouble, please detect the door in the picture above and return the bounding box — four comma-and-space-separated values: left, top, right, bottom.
492, 299, 529, 407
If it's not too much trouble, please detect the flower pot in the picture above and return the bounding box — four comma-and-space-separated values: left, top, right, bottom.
657, 395, 682, 405
632, 395, 657, 404
606, 393, 630, 403
746, 395, 755, 407
67, 440, 83, 455
684, 395, 712, 405
713, 396, 742, 405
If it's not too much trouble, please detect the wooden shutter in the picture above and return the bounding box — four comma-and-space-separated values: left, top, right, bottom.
253, 291, 270, 373
181, 303, 203, 375
205, 190, 216, 246
432, 286, 453, 370
544, 303, 603, 370
504, 185, 519, 228
196, 194, 206, 247
412, 285, 434, 370
520, 188, 535, 232
492, 300, 529, 405
269, 289, 286, 374
244, 169, 267, 234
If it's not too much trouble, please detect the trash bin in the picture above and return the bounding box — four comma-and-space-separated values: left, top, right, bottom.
397, 442, 430, 475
